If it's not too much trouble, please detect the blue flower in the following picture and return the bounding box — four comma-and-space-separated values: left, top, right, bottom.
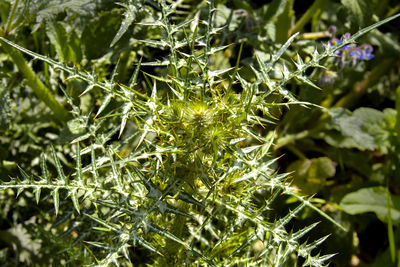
324, 33, 374, 69
358, 44, 374, 60
329, 38, 353, 52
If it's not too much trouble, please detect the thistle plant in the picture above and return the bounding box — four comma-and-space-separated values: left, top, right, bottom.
0, 0, 399, 266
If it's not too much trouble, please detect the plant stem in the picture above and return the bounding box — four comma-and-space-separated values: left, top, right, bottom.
5, 0, 19, 34
0, 38, 71, 124
387, 184, 396, 262
395, 85, 400, 142
299, 31, 330, 40
393, 85, 400, 190
290, 0, 328, 35
275, 130, 310, 149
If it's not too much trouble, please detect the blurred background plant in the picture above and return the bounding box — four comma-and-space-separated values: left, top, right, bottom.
0, 0, 399, 266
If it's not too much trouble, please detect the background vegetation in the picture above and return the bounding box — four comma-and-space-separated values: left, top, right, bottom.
0, 0, 400, 266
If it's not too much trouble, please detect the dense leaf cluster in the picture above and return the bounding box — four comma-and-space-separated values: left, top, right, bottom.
0, 0, 399, 266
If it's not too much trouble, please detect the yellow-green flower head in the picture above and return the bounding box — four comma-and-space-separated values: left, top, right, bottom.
187, 102, 213, 128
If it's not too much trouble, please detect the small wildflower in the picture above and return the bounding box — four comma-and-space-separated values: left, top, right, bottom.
357, 44, 374, 60
324, 30, 374, 69
319, 27, 375, 85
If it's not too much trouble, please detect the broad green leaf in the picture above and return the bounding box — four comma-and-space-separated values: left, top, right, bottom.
329, 107, 375, 150
46, 19, 82, 65
322, 107, 394, 152
67, 29, 82, 65
324, 149, 372, 177
232, 0, 252, 12
34, 0, 93, 25
369, 30, 400, 56
46, 22, 69, 62
340, 187, 400, 223
353, 107, 393, 150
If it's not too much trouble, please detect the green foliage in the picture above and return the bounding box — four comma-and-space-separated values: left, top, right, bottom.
0, 83, 11, 130
0, 0, 399, 266
319, 107, 395, 152
288, 157, 336, 195
341, 187, 400, 223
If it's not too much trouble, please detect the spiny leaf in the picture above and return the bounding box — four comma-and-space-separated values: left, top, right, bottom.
51, 188, 60, 215
34, 187, 41, 205
110, 2, 140, 47
85, 213, 119, 232
294, 75, 321, 90
96, 94, 113, 118
276, 201, 307, 229
75, 143, 83, 182
129, 57, 142, 89
229, 234, 257, 258
334, 13, 400, 52
304, 235, 331, 252
139, 59, 170, 66
132, 233, 164, 256
18, 166, 30, 181
148, 223, 187, 246
266, 32, 299, 72
108, 148, 123, 189
158, 201, 193, 218
138, 39, 169, 49
177, 191, 204, 208
110, 58, 120, 86
208, 67, 234, 79
50, 145, 68, 183
70, 189, 80, 214
291, 222, 320, 241
79, 84, 95, 97
119, 103, 132, 138
294, 53, 305, 70
292, 194, 346, 231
